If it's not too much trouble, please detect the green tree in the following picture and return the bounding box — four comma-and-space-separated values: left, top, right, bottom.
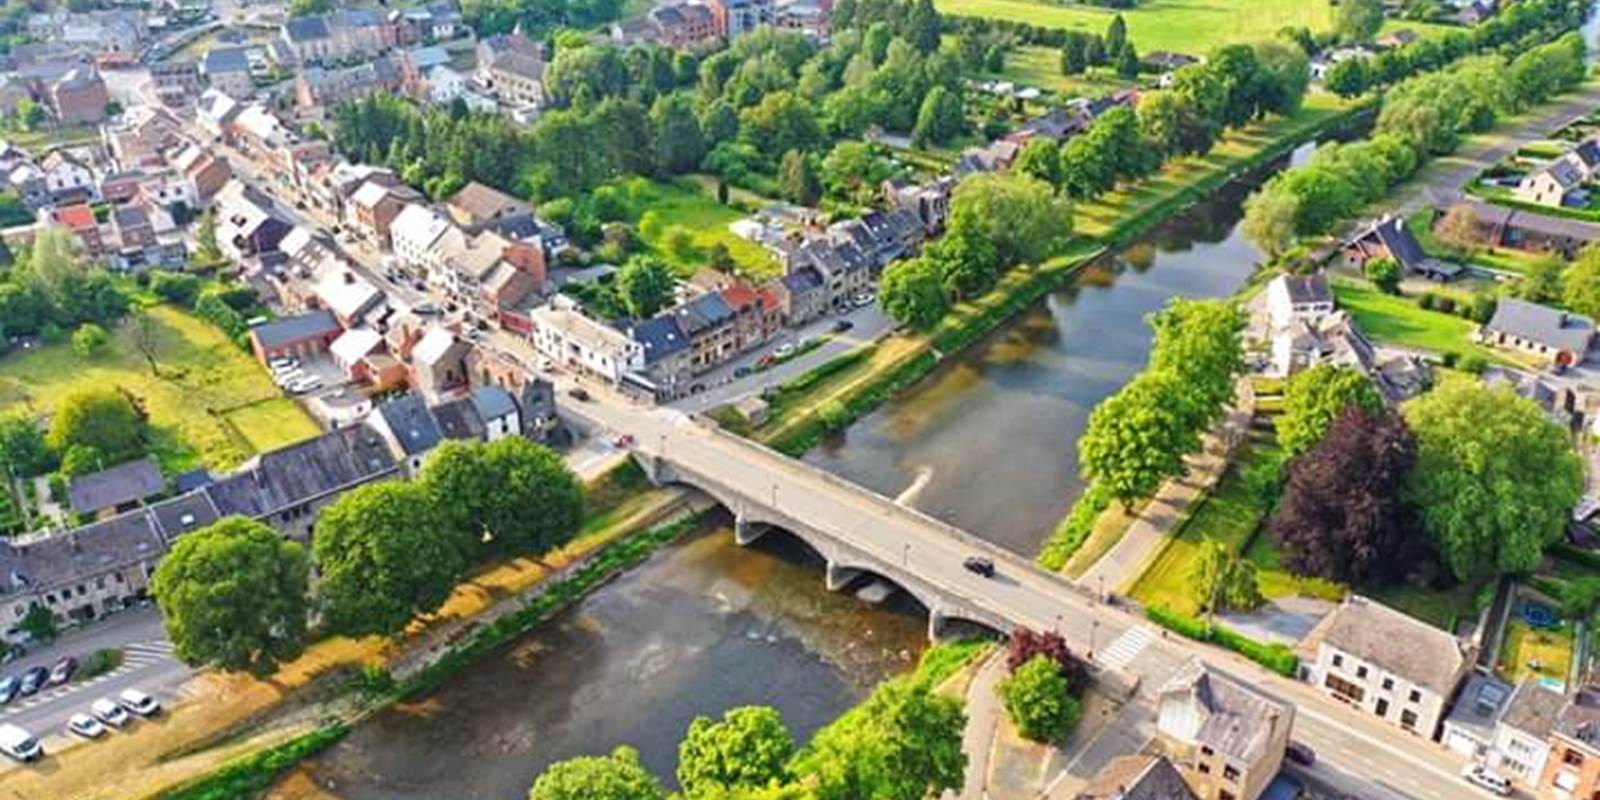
946, 173, 1071, 269
739, 91, 825, 160
998, 655, 1080, 743
1335, 0, 1384, 43
151, 517, 311, 677
1105, 14, 1127, 57
677, 706, 795, 796
650, 92, 707, 174
796, 680, 966, 800
906, 0, 941, 55
312, 482, 465, 637
422, 437, 585, 562
779, 149, 822, 206
1148, 298, 1244, 422
1079, 370, 1205, 510
1324, 57, 1370, 99
1365, 257, 1402, 294
1115, 43, 1140, 80
879, 256, 949, 329
194, 209, 223, 267
911, 85, 962, 148
19, 603, 54, 643
1013, 138, 1062, 187
530, 746, 665, 800
71, 322, 108, 359
1403, 382, 1585, 580
1191, 537, 1263, 615
1278, 365, 1384, 458
617, 255, 678, 319
1241, 185, 1301, 257
1563, 246, 1600, 320
46, 388, 144, 465
0, 416, 52, 477
1519, 255, 1567, 305
287, 0, 331, 16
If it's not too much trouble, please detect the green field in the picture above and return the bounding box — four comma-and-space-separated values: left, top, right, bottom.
0, 305, 320, 473
975, 45, 1137, 97
936, 0, 1454, 56
623, 177, 780, 278
1330, 279, 1509, 362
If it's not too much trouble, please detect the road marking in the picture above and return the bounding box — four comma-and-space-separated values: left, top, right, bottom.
1096, 625, 1154, 671
1295, 701, 1465, 791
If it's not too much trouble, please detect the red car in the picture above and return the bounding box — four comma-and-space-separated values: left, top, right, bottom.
612, 434, 636, 448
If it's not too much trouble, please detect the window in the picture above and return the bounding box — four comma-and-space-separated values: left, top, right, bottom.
1376, 698, 1389, 718
1356, 665, 1368, 679
1201, 746, 1213, 757
1401, 709, 1418, 730
1382, 677, 1394, 691
1325, 673, 1365, 703
1197, 763, 1210, 774
1409, 689, 1422, 703
1332, 654, 1343, 668
1565, 749, 1585, 767
1219, 792, 1235, 800
1223, 765, 1239, 782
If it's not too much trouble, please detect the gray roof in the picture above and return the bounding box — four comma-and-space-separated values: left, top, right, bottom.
67, 457, 163, 515
1553, 689, 1600, 750
1282, 272, 1331, 305
470, 385, 518, 422
282, 16, 330, 43
1, 510, 164, 594
1484, 298, 1595, 354
376, 394, 442, 456
202, 46, 250, 75
781, 266, 824, 293
147, 490, 220, 540
1444, 672, 1511, 743
1319, 595, 1467, 695
1159, 659, 1292, 764
628, 315, 689, 364
250, 310, 341, 350
1353, 215, 1427, 270
1500, 678, 1566, 739
430, 396, 485, 442
204, 426, 398, 518
673, 292, 734, 336
1075, 755, 1196, 800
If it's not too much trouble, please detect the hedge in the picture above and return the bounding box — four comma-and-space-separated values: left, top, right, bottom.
1036, 481, 1113, 571
1552, 542, 1600, 570
157, 722, 349, 800
1145, 605, 1299, 678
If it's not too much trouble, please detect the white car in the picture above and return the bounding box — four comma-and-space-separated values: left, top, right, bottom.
274, 368, 305, 386
0, 723, 40, 762
118, 688, 160, 717
288, 377, 323, 395
774, 343, 796, 359
853, 292, 875, 308
267, 357, 299, 371
1461, 763, 1511, 796
91, 698, 129, 728
67, 713, 106, 739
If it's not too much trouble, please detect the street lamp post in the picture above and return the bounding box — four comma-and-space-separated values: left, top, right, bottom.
902, 542, 910, 567
1089, 620, 1099, 661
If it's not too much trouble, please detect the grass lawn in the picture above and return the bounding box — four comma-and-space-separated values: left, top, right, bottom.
977, 45, 1136, 98
1370, 579, 1484, 631
1073, 93, 1353, 239
7, 123, 99, 154
935, 0, 1453, 56
1246, 532, 1346, 604
1498, 619, 1574, 686
624, 177, 781, 279
1330, 278, 1510, 363
0, 305, 319, 473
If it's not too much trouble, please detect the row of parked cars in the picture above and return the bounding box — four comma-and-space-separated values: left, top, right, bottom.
0, 656, 78, 703
0, 688, 161, 762
269, 357, 323, 395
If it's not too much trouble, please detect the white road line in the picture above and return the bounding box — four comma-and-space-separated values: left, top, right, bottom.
1296, 702, 1464, 791
1096, 626, 1154, 671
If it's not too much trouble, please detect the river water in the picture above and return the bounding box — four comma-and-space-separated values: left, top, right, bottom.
299, 138, 1325, 798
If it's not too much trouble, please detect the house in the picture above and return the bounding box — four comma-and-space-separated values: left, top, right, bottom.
529, 296, 644, 383
200, 47, 254, 99
707, 0, 775, 40
330, 326, 387, 382
0, 509, 169, 637
1143, 51, 1199, 72
884, 176, 955, 234
1156, 658, 1293, 800
446, 181, 531, 230
101, 105, 183, 168
390, 202, 455, 272
40, 149, 96, 204
49, 202, 102, 255
1442, 673, 1513, 761
1538, 688, 1600, 800
67, 457, 164, 518
1377, 29, 1419, 49
1516, 157, 1588, 208
648, 3, 720, 50
49, 66, 109, 124
411, 326, 472, 402
774, 0, 829, 43
204, 425, 399, 539
429, 394, 486, 442
1265, 272, 1334, 331
195, 89, 241, 139
294, 56, 403, 111
215, 180, 292, 261
348, 180, 420, 246
1459, 0, 1496, 25
776, 265, 827, 326
470, 385, 521, 440
518, 378, 560, 443
1491, 678, 1564, 787
1302, 595, 1473, 739
279, 10, 394, 66
1075, 755, 1197, 800
368, 393, 442, 474
1341, 214, 1460, 281
673, 290, 739, 373
248, 309, 342, 365
626, 314, 693, 400
316, 269, 386, 327
1440, 197, 1600, 259
149, 59, 203, 101
476, 33, 545, 108
1479, 298, 1595, 367
109, 203, 155, 255
171, 144, 232, 206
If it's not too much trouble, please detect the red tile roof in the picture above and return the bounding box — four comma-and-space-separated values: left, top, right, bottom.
53, 204, 95, 230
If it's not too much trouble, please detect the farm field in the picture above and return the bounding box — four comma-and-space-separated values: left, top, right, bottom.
934, 0, 1455, 55
0, 304, 320, 473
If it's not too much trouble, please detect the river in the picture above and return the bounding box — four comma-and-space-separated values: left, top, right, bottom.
299, 137, 1325, 798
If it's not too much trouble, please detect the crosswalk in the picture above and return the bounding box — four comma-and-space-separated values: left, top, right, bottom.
1096, 625, 1155, 672
2, 639, 176, 716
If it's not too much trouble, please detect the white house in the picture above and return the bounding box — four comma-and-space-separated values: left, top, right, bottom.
469, 385, 521, 441
529, 295, 643, 383
390, 202, 454, 272
1491, 679, 1564, 787
1265, 272, 1334, 331
40, 150, 97, 201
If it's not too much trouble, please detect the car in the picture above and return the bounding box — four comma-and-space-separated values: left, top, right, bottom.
267, 357, 298, 371
1285, 740, 1315, 767
962, 556, 996, 578
1461, 764, 1511, 796
118, 688, 161, 717
853, 292, 875, 308
0, 676, 18, 704
413, 280, 428, 292
832, 319, 855, 333
612, 434, 636, 448
48, 656, 77, 686
274, 368, 305, 386
18, 666, 47, 696
91, 698, 129, 728
67, 713, 106, 739
733, 365, 753, 378
414, 302, 443, 316
0, 723, 40, 762
568, 387, 591, 402
757, 354, 777, 369
774, 343, 796, 359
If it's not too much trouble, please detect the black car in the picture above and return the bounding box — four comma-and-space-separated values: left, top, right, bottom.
19, 666, 48, 696
1286, 741, 1316, 767
962, 556, 996, 578
832, 319, 855, 333
568, 387, 591, 402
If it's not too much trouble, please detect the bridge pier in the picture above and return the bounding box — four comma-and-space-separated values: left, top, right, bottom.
928, 608, 947, 643
733, 515, 765, 546
825, 562, 862, 592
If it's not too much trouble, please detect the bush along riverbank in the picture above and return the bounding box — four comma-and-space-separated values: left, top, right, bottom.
155, 723, 350, 800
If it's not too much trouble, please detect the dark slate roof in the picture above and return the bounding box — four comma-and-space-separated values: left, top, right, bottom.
112, 205, 149, 229
1077, 755, 1197, 800
1353, 216, 1427, 270
3, 511, 164, 593
672, 292, 735, 336
781, 266, 824, 293
1544, 157, 1585, 190
202, 46, 251, 74
430, 396, 486, 441
629, 315, 690, 364
204, 426, 398, 518
67, 457, 163, 515
250, 310, 341, 350
1485, 298, 1595, 354
470, 385, 518, 421
173, 468, 213, 493
1282, 272, 1331, 304
377, 394, 442, 456
519, 378, 555, 419
283, 16, 331, 43
1553, 689, 1600, 748
148, 490, 220, 540
1572, 139, 1600, 171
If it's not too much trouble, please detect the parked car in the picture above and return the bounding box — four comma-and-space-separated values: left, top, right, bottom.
48, 656, 77, 686
67, 713, 106, 739
757, 354, 777, 369
832, 319, 854, 333
118, 688, 161, 717
1285, 740, 1315, 767
274, 368, 305, 387
774, 343, 796, 359
91, 698, 129, 728
612, 434, 636, 448
267, 357, 298, 371
853, 292, 875, 308
733, 365, 753, 378
0, 723, 40, 762
568, 387, 591, 402
1461, 764, 1511, 796
287, 377, 323, 395
962, 556, 996, 578
18, 666, 47, 696
0, 676, 19, 704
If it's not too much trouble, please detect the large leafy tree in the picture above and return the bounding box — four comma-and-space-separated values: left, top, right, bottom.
650, 92, 707, 174
0, 416, 53, 477
1563, 246, 1600, 320
312, 482, 465, 637
1079, 370, 1205, 509
1240, 184, 1301, 257
1148, 298, 1244, 423
1270, 408, 1416, 584
530, 746, 665, 800
878, 256, 949, 329
46, 388, 145, 465
1004, 627, 1088, 694
677, 706, 795, 796
617, 255, 678, 319
1404, 382, 1585, 580
946, 172, 1071, 270
1276, 365, 1384, 457
998, 655, 1080, 743
151, 517, 310, 677
911, 85, 962, 148
1191, 538, 1262, 614
421, 437, 585, 562
796, 680, 965, 800
1335, 0, 1384, 43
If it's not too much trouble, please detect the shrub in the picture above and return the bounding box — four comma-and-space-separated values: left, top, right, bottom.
159, 723, 348, 800
1435, 296, 1456, 314
1145, 606, 1298, 677
1037, 482, 1113, 571
79, 648, 124, 679
998, 655, 1081, 742
1457, 352, 1488, 374
1417, 292, 1439, 310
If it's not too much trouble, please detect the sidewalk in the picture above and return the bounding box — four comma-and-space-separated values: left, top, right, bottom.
1074, 381, 1256, 596
946, 651, 1007, 800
